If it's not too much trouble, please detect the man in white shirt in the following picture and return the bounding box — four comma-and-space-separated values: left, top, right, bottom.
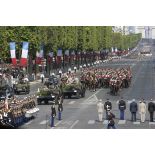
97, 99, 104, 122
74, 66, 77, 73
40, 73, 45, 83
59, 70, 62, 78
68, 68, 71, 74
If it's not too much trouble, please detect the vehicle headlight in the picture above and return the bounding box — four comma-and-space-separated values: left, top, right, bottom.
51, 96, 55, 98
74, 90, 77, 92
37, 96, 39, 98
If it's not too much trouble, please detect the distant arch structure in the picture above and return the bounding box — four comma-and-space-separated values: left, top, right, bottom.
136, 26, 155, 39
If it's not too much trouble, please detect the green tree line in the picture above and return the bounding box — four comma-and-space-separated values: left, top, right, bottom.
0, 26, 142, 60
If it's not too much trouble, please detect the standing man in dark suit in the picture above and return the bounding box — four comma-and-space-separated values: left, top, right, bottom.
118, 97, 126, 120
130, 99, 138, 122
104, 99, 112, 120
148, 99, 155, 122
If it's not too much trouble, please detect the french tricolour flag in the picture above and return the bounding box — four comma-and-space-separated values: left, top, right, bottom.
9, 42, 17, 66
20, 42, 29, 67
57, 49, 62, 64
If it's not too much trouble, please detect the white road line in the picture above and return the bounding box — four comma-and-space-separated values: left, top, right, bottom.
68, 101, 76, 105
55, 120, 62, 126
118, 120, 126, 124
39, 120, 48, 125
133, 121, 140, 125
103, 120, 108, 124
85, 89, 101, 101
88, 120, 95, 124
69, 120, 79, 129
25, 120, 33, 125
149, 122, 155, 125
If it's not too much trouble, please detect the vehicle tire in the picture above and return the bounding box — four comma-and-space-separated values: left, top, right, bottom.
76, 92, 81, 99
45, 100, 48, 104
37, 100, 41, 105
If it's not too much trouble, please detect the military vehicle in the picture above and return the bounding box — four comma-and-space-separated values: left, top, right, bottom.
13, 80, 30, 95
44, 76, 59, 88
61, 81, 86, 99
36, 86, 63, 105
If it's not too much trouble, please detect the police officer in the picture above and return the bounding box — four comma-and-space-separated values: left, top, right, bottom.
148, 99, 155, 122
97, 99, 104, 122
107, 110, 116, 129
58, 101, 63, 120
104, 99, 112, 120
51, 104, 56, 127
130, 99, 138, 122
118, 97, 126, 120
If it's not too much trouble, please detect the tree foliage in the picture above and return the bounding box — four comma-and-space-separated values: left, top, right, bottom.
0, 26, 141, 60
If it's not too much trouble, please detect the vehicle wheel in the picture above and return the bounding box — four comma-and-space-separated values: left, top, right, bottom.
37, 100, 41, 105
45, 100, 48, 104
76, 92, 81, 99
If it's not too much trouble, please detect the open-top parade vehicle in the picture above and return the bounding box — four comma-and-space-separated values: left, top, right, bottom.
36, 86, 63, 105
13, 80, 30, 95
44, 76, 59, 88
61, 81, 86, 99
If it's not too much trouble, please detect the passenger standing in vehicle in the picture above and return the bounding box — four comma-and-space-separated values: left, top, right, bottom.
148, 99, 155, 122
40, 73, 45, 83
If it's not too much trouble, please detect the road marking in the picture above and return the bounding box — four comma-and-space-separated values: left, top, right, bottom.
56, 127, 68, 129
69, 120, 79, 129
88, 120, 95, 124
25, 120, 33, 125
85, 89, 101, 101
133, 121, 140, 125
103, 120, 108, 124
149, 122, 155, 125
55, 120, 63, 126
39, 120, 48, 125
118, 120, 126, 124
68, 101, 76, 105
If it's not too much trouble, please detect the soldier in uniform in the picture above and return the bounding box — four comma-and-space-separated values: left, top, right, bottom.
51, 104, 56, 127
118, 97, 126, 120
148, 99, 155, 122
58, 101, 63, 120
104, 99, 112, 120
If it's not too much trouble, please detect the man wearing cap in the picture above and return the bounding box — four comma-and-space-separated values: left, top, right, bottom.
130, 99, 138, 122
139, 100, 146, 123
104, 99, 112, 120
148, 99, 155, 122
97, 99, 104, 122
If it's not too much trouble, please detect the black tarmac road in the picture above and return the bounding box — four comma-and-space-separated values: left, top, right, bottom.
19, 41, 155, 129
